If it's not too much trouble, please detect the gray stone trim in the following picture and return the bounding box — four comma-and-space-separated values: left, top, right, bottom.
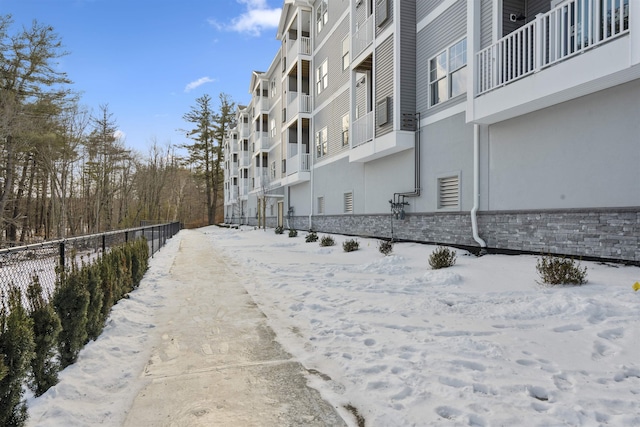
277, 207, 640, 263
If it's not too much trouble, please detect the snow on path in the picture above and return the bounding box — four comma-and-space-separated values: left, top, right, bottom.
208, 226, 640, 427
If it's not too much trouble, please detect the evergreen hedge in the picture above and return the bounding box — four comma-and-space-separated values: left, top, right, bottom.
0, 237, 150, 426
27, 277, 62, 397
0, 288, 35, 427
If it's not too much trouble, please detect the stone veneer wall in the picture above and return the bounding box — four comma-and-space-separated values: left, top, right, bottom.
278, 207, 640, 263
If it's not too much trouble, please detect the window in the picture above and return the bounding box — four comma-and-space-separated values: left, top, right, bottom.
316, 59, 328, 94
438, 175, 460, 209
270, 79, 277, 97
344, 192, 353, 214
270, 118, 276, 138
315, 127, 328, 158
429, 38, 467, 106
342, 37, 350, 71
270, 161, 276, 179
316, 0, 328, 33
317, 196, 325, 214
342, 114, 349, 146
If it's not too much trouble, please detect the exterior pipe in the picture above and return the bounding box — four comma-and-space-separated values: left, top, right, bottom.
471, 123, 487, 249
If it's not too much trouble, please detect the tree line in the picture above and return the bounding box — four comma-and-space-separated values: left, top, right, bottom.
0, 15, 233, 247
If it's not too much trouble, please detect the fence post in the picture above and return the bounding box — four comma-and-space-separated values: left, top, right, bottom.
125, 231, 129, 243
102, 234, 106, 254
59, 241, 65, 268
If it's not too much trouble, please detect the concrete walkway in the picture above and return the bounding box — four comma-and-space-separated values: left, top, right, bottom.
124, 229, 346, 426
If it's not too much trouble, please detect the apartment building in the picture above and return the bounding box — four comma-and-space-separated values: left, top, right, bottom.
224, 0, 639, 263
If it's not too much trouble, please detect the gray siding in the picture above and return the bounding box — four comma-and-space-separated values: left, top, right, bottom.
313, 87, 348, 161
314, 0, 348, 48
400, 0, 416, 129
327, 89, 350, 157
375, 35, 394, 138
480, 0, 493, 49
416, 0, 443, 22
314, 15, 349, 107
416, 0, 467, 117
375, 0, 393, 36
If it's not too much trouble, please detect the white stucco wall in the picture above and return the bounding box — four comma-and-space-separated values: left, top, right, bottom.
485, 79, 640, 210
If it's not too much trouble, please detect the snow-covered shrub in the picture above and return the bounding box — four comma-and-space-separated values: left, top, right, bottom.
320, 235, 335, 247
0, 287, 35, 427
429, 246, 457, 269
343, 239, 359, 252
288, 229, 298, 238
53, 262, 90, 369
305, 231, 318, 243
536, 255, 587, 285
27, 276, 62, 397
378, 240, 393, 256
274, 226, 284, 235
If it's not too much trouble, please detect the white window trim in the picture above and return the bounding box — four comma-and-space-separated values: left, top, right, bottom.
428, 37, 467, 108
316, 0, 328, 34
316, 59, 328, 94
342, 113, 349, 147
341, 36, 350, 71
315, 126, 328, 158
317, 195, 325, 215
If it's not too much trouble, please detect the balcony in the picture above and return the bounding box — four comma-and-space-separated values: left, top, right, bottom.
282, 153, 310, 186
230, 162, 239, 177
286, 92, 312, 120
239, 180, 249, 197
253, 97, 270, 118
239, 152, 250, 168
238, 122, 250, 139
353, 14, 373, 62
227, 185, 238, 203
287, 35, 311, 60
471, 0, 637, 124
253, 132, 271, 152
352, 111, 373, 148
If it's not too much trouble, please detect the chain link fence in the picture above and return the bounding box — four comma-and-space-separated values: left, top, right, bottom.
0, 222, 181, 311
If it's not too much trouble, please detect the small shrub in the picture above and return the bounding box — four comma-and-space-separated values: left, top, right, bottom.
343, 239, 359, 252
305, 231, 318, 243
536, 255, 587, 285
0, 287, 35, 427
320, 235, 335, 247
378, 240, 393, 256
288, 229, 298, 238
429, 246, 457, 269
274, 226, 284, 235
27, 276, 62, 397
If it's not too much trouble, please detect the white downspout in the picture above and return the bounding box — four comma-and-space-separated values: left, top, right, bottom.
471, 124, 487, 249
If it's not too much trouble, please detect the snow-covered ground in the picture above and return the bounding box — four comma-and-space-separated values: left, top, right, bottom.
28, 226, 640, 426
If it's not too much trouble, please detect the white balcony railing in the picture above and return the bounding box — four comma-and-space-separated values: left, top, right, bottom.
353, 14, 373, 59
477, 0, 630, 95
286, 92, 312, 119
254, 97, 270, 116
239, 152, 250, 168
254, 131, 270, 151
239, 180, 249, 196
239, 123, 250, 139
287, 153, 311, 176
230, 163, 239, 176
287, 35, 311, 60
352, 111, 374, 147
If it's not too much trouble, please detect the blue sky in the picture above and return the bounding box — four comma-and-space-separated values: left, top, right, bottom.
2, 0, 283, 153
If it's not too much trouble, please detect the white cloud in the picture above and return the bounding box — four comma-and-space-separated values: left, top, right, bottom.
184, 76, 216, 93
210, 0, 281, 37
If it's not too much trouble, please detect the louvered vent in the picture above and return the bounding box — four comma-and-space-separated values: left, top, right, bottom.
344, 192, 354, 214
317, 196, 325, 214
438, 176, 459, 209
